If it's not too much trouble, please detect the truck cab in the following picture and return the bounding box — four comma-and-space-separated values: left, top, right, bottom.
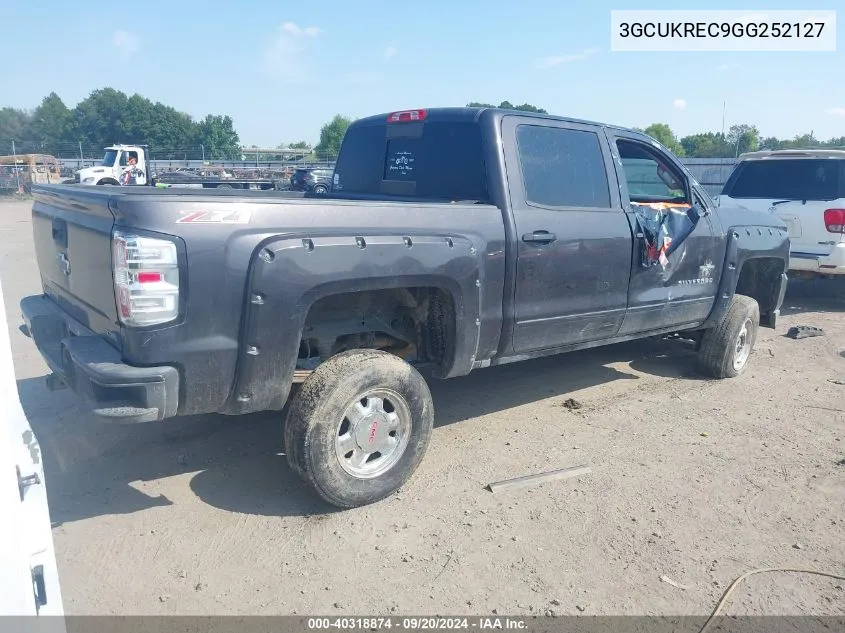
76, 145, 148, 186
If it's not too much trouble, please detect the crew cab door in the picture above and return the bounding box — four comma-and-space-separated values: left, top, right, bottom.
502, 116, 633, 352
607, 131, 724, 335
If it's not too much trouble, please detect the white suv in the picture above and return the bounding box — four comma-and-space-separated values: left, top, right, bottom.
716, 149, 845, 277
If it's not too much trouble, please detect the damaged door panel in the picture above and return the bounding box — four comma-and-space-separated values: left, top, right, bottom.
608, 133, 725, 335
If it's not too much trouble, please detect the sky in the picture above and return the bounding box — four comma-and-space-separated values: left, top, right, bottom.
1, 0, 843, 146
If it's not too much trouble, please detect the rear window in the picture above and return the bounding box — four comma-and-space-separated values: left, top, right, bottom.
723, 159, 843, 200
334, 121, 488, 201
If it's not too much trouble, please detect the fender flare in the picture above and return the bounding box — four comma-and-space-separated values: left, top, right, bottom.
223, 232, 483, 414
700, 225, 789, 330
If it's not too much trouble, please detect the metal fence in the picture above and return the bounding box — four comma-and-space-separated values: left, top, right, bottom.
681, 158, 737, 197
2, 139, 737, 195
0, 140, 339, 172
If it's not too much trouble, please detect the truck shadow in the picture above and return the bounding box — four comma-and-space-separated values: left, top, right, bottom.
428, 337, 701, 427
18, 337, 698, 523
781, 277, 845, 316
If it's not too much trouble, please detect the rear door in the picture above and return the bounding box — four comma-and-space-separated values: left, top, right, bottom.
31, 187, 118, 336
720, 158, 845, 257
502, 116, 633, 352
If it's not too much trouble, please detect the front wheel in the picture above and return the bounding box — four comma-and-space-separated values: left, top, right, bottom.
697, 294, 760, 378
312, 184, 328, 194
284, 349, 434, 508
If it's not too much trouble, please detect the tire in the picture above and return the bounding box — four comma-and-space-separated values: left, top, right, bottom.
216, 184, 233, 189
284, 349, 434, 509
312, 184, 328, 194
697, 294, 760, 379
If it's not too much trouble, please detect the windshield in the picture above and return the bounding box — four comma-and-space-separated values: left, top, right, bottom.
102, 149, 118, 167
723, 159, 843, 200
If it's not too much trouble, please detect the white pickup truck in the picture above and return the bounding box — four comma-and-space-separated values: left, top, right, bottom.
717, 149, 845, 278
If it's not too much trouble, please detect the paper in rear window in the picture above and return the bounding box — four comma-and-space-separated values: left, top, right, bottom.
385, 139, 417, 181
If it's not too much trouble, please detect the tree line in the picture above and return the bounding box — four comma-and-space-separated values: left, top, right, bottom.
0, 89, 241, 159
638, 122, 845, 158
4, 92, 843, 162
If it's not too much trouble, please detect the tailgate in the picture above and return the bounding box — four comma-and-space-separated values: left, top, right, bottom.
768, 201, 842, 256
30, 185, 118, 335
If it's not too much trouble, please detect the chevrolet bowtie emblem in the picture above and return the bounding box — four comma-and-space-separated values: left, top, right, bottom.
57, 252, 71, 276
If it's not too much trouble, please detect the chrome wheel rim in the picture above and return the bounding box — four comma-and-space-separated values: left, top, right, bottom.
733, 318, 753, 371
335, 389, 412, 479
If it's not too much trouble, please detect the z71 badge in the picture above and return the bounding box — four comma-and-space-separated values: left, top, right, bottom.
176, 210, 252, 224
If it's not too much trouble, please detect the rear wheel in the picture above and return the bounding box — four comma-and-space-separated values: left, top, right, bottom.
312, 184, 328, 194
697, 294, 760, 378
284, 349, 434, 508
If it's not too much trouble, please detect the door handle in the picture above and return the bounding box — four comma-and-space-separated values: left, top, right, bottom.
32, 565, 47, 608
17, 465, 41, 501
522, 231, 557, 244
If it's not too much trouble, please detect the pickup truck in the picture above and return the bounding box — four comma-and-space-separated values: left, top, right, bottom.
20, 107, 789, 509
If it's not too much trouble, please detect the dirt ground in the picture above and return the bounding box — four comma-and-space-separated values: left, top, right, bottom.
1, 198, 843, 617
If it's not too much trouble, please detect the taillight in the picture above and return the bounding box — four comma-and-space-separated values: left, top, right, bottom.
387, 109, 426, 123
112, 230, 180, 326
824, 208, 845, 233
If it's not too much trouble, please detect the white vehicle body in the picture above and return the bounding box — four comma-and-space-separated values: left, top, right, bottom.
77, 144, 148, 186
0, 278, 65, 623
716, 149, 845, 277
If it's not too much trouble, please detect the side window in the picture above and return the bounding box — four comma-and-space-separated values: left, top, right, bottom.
118, 152, 127, 167
516, 125, 611, 208
616, 140, 689, 204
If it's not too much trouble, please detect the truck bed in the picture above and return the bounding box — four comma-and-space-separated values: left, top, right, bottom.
27, 184, 507, 419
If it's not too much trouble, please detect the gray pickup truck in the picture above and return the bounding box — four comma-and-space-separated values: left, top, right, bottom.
21, 107, 789, 508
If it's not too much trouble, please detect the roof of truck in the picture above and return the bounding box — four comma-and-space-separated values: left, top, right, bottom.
352, 107, 632, 134
738, 148, 845, 161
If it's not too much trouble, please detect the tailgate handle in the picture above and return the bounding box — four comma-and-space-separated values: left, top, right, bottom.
51, 218, 68, 247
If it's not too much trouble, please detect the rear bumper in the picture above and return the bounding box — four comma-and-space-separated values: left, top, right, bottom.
790, 243, 845, 275
20, 294, 179, 422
